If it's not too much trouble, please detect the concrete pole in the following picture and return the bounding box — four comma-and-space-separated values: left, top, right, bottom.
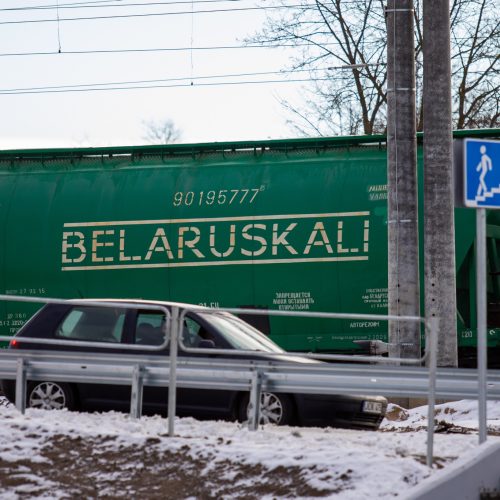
423, 0, 458, 367
386, 0, 421, 359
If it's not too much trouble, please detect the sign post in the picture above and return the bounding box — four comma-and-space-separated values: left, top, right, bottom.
463, 138, 500, 444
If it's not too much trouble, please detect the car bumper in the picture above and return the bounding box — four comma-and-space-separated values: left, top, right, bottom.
294, 394, 387, 430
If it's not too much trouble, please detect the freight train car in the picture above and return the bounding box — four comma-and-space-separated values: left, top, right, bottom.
1, 130, 499, 364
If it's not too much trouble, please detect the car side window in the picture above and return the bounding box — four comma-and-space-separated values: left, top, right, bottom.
134, 312, 167, 346
181, 317, 216, 347
55, 306, 126, 343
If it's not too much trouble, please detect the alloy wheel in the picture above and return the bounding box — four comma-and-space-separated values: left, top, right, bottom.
249, 392, 284, 425
29, 382, 67, 410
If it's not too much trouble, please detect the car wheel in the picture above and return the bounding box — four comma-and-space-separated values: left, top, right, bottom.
28, 382, 75, 411
239, 392, 295, 426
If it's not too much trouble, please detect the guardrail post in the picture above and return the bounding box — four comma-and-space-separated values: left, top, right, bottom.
426, 317, 439, 468
168, 306, 180, 437
477, 208, 488, 445
130, 364, 144, 419
248, 370, 262, 431
15, 358, 27, 414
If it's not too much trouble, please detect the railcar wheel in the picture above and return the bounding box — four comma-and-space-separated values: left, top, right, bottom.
239, 392, 295, 426
28, 382, 75, 411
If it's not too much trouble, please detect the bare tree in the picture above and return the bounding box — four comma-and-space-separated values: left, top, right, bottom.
449, 0, 499, 129
142, 119, 182, 144
250, 0, 499, 135
251, 0, 387, 136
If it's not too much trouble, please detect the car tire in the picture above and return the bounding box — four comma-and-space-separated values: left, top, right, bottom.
239, 392, 295, 426
27, 381, 75, 411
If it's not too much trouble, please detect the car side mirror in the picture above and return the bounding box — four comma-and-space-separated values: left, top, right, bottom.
198, 339, 216, 349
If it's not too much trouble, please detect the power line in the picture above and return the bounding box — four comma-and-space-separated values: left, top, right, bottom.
0, 63, 385, 95
0, 37, 487, 59
4, 0, 362, 11
0, 63, 383, 94
0, 41, 382, 58
0, 77, 339, 95
1, 0, 123, 9
0, 3, 318, 24
0, 67, 345, 93
1, 0, 252, 11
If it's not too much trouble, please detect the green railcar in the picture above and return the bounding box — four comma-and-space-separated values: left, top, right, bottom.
1, 130, 499, 363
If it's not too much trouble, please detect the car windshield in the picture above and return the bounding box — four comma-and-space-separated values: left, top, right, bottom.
197, 312, 285, 353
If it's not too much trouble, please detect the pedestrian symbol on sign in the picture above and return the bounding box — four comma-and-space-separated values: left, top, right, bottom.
464, 139, 500, 208
476, 145, 492, 198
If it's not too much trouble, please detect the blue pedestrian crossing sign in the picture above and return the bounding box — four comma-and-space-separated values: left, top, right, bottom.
464, 138, 500, 208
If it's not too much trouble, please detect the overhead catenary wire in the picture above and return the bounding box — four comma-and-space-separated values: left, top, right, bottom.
0, 77, 339, 95
0, 3, 320, 24
0, 65, 378, 94
56, 0, 62, 52
0, 42, 385, 58
2, 0, 127, 9
2, 0, 267, 11
2, 0, 365, 11
0, 38, 488, 59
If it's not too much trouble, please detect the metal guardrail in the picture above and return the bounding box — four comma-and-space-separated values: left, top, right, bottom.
1, 349, 498, 401
0, 293, 491, 468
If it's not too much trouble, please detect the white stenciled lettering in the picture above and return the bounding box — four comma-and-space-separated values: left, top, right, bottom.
178, 226, 205, 259
210, 225, 235, 258
272, 223, 298, 255
119, 229, 141, 262
92, 230, 115, 263
368, 184, 387, 192
336, 221, 349, 254
272, 290, 315, 310
241, 223, 267, 257
304, 222, 333, 255
349, 321, 380, 328
364, 220, 370, 252
62, 231, 86, 264
145, 228, 174, 260
61, 212, 372, 270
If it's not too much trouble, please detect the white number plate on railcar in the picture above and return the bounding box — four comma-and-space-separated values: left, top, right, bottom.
362, 401, 383, 414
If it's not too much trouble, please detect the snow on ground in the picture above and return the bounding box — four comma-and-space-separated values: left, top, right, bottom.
0, 398, 499, 498
382, 399, 500, 433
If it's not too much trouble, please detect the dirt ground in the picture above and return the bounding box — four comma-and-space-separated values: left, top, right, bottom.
0, 395, 347, 498
0, 433, 332, 499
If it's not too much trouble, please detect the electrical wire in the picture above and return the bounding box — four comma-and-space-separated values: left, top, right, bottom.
0, 41, 383, 58
0, 4, 319, 24
1, 0, 120, 9
0, 66, 359, 93
0, 63, 380, 95
3, 0, 363, 11
56, 0, 62, 52
1, 0, 257, 11
0, 77, 341, 95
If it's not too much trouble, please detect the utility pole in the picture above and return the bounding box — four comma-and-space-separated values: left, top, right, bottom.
423, 0, 458, 367
386, 0, 420, 359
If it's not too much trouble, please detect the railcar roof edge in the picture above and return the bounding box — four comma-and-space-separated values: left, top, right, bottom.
0, 129, 498, 161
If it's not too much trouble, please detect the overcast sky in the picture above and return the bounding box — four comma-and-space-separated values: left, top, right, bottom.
0, 0, 305, 149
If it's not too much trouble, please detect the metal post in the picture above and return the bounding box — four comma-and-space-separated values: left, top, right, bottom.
386, 0, 421, 360
130, 364, 144, 419
248, 370, 262, 431
168, 307, 179, 437
477, 208, 488, 443
426, 317, 439, 468
15, 358, 27, 414
423, 0, 458, 367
